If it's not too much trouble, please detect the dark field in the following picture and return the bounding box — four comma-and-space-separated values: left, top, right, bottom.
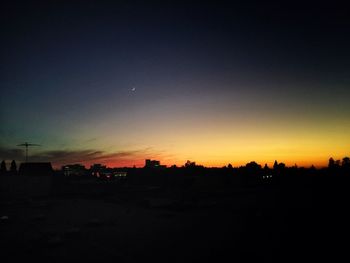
1, 173, 349, 263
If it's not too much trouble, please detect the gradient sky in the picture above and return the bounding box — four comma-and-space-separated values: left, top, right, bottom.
1, 1, 349, 168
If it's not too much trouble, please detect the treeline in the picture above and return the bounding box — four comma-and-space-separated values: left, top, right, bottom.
0, 160, 17, 175
2, 156, 350, 177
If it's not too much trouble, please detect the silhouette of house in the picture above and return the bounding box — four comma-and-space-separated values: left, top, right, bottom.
145, 159, 166, 168
19, 162, 53, 176
17, 162, 54, 197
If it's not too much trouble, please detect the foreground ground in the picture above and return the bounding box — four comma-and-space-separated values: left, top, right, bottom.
1, 174, 349, 262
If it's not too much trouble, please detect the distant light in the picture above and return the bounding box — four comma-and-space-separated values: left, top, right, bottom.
114, 172, 127, 177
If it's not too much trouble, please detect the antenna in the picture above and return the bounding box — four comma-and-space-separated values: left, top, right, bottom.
17, 142, 41, 162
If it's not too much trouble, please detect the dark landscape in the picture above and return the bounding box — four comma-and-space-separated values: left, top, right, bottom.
1, 160, 350, 262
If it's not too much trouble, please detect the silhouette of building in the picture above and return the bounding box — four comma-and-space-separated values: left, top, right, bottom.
62, 164, 86, 176
19, 162, 53, 176
145, 159, 166, 168
90, 163, 107, 177
105, 171, 128, 180
16, 162, 54, 197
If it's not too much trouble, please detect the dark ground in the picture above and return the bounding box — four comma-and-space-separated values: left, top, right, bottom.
1, 173, 349, 262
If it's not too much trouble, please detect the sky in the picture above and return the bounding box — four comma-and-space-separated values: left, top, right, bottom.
1, 1, 350, 168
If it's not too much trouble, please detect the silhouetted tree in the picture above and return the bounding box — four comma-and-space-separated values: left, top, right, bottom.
10, 160, 17, 175
245, 161, 261, 170
342, 157, 350, 168
242, 161, 262, 181
185, 160, 196, 168
328, 157, 342, 175
273, 160, 285, 176
278, 162, 286, 169
0, 160, 7, 175
328, 157, 335, 168
227, 163, 233, 169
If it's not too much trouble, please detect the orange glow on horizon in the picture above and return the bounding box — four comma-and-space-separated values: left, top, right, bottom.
50, 155, 341, 170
